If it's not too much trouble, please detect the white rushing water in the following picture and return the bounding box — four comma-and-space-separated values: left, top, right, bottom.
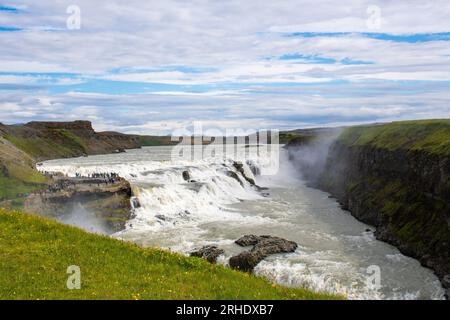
39, 145, 445, 300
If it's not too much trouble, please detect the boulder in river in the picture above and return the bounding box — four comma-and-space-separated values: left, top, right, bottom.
235, 234, 262, 246
229, 235, 297, 272
190, 245, 225, 263
182, 170, 191, 181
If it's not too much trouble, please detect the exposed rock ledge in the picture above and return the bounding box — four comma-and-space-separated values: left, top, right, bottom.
229, 235, 298, 272
191, 235, 298, 272
24, 175, 133, 233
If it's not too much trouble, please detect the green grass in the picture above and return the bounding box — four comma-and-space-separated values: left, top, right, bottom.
0, 172, 43, 201
0, 209, 341, 300
4, 131, 87, 161
55, 129, 88, 154
0, 163, 48, 201
338, 119, 450, 155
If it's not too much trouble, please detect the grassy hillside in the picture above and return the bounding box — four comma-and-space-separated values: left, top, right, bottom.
0, 121, 141, 204
0, 137, 48, 202
4, 130, 88, 161
0, 208, 340, 300
338, 119, 450, 155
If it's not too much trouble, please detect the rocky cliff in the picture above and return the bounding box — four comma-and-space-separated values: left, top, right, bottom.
24, 176, 133, 233
287, 119, 450, 296
0, 120, 140, 231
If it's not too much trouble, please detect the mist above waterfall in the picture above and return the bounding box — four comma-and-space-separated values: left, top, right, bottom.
58, 203, 110, 235
286, 129, 343, 185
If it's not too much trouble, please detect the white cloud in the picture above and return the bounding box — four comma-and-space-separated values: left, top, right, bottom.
0, 0, 450, 131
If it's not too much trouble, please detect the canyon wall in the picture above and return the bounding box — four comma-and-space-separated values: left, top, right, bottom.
287, 120, 450, 295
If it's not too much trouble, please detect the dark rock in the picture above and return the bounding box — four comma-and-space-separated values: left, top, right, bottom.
225, 170, 244, 186
233, 161, 244, 171
235, 234, 262, 247
131, 197, 141, 208
190, 245, 224, 263
182, 170, 191, 181
233, 161, 256, 185
443, 275, 450, 288
254, 185, 270, 196
155, 214, 166, 221
246, 160, 261, 176
230, 235, 298, 272
252, 236, 298, 256
229, 251, 262, 271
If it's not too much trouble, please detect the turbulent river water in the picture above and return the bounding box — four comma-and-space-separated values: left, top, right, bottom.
40, 145, 445, 300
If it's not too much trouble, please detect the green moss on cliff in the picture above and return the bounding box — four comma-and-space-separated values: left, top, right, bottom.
343, 176, 449, 272
0, 208, 341, 300
339, 119, 450, 155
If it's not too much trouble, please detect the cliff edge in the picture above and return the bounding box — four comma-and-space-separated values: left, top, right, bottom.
0, 120, 140, 231
287, 119, 450, 296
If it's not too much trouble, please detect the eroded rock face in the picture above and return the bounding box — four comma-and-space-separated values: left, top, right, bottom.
225, 170, 244, 186
190, 245, 225, 263
229, 235, 298, 272
24, 177, 133, 233
233, 161, 256, 185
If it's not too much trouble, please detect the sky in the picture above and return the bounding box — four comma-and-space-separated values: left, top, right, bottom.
0, 1, 450, 134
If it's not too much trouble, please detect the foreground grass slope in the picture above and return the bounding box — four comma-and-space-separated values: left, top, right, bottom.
0, 209, 340, 300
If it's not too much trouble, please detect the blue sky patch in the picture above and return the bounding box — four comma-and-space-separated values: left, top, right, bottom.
0, 6, 19, 12
0, 26, 22, 31
285, 32, 450, 43
110, 66, 217, 74
280, 53, 337, 64
279, 53, 373, 65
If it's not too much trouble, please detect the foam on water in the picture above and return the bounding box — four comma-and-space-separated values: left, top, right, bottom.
39, 146, 446, 300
